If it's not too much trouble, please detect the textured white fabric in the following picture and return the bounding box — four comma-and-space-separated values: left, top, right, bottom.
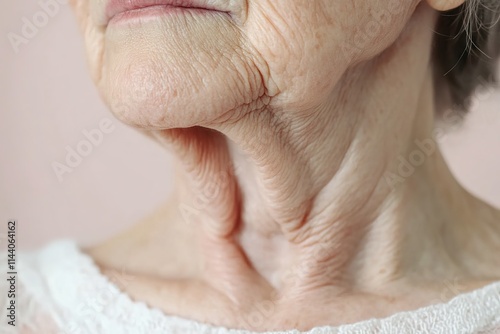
1, 240, 500, 334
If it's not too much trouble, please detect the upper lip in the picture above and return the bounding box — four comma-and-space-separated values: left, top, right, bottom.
104, 0, 228, 24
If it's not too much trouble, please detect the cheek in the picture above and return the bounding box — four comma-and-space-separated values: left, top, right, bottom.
340, 0, 420, 61
244, 6, 342, 110
245, 0, 418, 110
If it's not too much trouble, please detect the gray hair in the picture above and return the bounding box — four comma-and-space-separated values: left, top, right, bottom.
433, 0, 500, 115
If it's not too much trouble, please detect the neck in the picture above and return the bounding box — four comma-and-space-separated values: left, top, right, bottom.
164, 73, 499, 290
88, 4, 500, 330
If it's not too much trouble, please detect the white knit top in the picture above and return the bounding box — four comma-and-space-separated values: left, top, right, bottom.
1, 240, 500, 334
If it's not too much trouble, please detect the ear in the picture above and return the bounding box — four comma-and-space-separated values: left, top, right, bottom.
426, 0, 466, 11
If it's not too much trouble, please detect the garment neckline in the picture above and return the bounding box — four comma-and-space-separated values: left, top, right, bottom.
23, 239, 500, 333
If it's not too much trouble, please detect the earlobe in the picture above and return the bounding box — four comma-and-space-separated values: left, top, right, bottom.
426, 0, 466, 11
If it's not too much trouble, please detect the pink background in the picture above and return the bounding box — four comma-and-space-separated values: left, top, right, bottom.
1, 2, 499, 250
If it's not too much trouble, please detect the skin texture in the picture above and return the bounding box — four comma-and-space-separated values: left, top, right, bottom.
69, 0, 500, 331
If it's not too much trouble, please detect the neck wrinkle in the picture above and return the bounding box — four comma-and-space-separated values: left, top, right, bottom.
164, 9, 500, 297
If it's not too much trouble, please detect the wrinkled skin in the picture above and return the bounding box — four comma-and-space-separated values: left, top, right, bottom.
70, 0, 500, 331
75, 0, 421, 128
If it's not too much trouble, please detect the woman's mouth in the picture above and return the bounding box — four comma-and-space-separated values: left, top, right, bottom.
105, 0, 229, 25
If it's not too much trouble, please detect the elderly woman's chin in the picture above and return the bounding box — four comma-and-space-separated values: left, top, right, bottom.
98, 12, 265, 129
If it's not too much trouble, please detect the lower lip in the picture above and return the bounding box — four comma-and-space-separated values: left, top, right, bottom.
108, 5, 223, 25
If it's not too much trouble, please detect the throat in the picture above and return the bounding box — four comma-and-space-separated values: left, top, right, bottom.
84, 15, 500, 327
84, 120, 500, 331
